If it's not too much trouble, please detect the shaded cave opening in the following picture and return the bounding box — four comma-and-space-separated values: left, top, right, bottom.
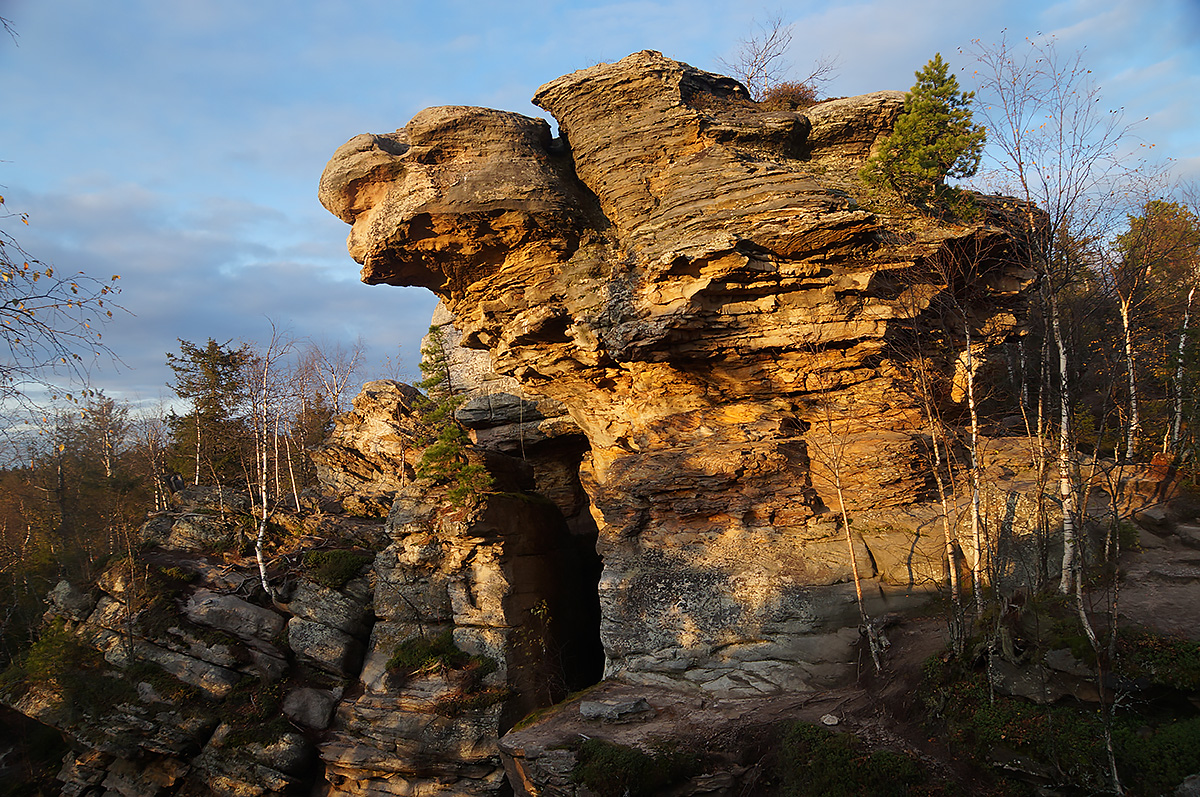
513, 433, 606, 702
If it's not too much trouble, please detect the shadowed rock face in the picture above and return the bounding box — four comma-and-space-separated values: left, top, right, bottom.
320, 50, 1037, 694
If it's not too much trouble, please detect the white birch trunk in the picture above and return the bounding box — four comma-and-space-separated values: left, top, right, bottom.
1172, 285, 1195, 448
1048, 289, 1080, 595
1120, 301, 1140, 461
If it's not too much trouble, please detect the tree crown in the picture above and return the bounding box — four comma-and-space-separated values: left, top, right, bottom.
861, 53, 986, 205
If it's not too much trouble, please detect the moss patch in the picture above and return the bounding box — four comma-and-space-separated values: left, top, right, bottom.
385, 629, 503, 715
218, 677, 288, 747
0, 622, 136, 718
773, 722, 937, 797
302, 549, 374, 589
572, 737, 699, 797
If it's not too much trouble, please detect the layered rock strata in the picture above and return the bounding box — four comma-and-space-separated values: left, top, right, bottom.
319, 51, 1038, 692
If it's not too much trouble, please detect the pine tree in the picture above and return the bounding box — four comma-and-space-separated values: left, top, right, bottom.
414, 325, 492, 505
861, 53, 985, 206
165, 338, 251, 485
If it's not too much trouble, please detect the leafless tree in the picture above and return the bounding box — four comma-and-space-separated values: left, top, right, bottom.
719, 13, 838, 102
799, 346, 883, 672
245, 321, 295, 600
1171, 185, 1200, 450
969, 34, 1141, 601
968, 36, 1152, 790
302, 336, 366, 415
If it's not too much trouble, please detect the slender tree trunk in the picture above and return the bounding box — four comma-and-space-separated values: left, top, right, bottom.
1173, 285, 1195, 448
926, 404, 962, 650
1047, 287, 1080, 595
194, 407, 202, 485
272, 415, 281, 503
1019, 336, 1030, 413
1119, 300, 1140, 461
964, 332, 985, 619
283, 432, 301, 511
832, 467, 880, 672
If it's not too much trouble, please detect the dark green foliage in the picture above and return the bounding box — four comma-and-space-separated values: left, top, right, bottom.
774, 722, 932, 797
572, 737, 699, 797
861, 53, 985, 207
414, 325, 492, 505
1117, 626, 1200, 691
923, 655, 1108, 785
922, 634, 1200, 795
1114, 716, 1200, 796
302, 549, 374, 590
166, 337, 252, 485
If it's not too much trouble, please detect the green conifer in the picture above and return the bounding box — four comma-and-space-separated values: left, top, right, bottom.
861, 53, 985, 207
414, 325, 492, 505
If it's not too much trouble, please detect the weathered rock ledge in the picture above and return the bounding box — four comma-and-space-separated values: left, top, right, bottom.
319, 50, 1039, 693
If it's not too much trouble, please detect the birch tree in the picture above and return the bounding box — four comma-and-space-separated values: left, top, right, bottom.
244, 323, 294, 599
969, 34, 1137, 597
1109, 199, 1200, 456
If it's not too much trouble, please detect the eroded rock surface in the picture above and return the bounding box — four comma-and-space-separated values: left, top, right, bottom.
4, 385, 600, 797
319, 50, 1038, 692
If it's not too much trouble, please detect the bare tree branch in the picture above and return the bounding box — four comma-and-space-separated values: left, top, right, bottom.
718, 13, 794, 101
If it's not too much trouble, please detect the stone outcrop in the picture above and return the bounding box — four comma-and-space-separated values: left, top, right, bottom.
319, 50, 1038, 693
3, 383, 602, 797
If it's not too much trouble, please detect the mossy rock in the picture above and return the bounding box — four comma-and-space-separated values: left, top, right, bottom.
572, 737, 700, 797
302, 549, 374, 590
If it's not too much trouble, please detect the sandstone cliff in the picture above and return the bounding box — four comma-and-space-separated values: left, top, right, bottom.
319, 50, 1037, 694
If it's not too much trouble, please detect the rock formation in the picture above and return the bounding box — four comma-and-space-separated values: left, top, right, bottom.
3, 383, 602, 797
319, 50, 1037, 694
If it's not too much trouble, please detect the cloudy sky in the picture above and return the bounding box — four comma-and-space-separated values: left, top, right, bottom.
1, 0, 1197, 411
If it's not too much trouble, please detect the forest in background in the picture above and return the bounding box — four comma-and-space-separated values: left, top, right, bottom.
0, 334, 367, 666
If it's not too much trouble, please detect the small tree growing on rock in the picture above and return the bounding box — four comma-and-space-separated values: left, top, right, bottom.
415, 325, 492, 505
861, 53, 985, 207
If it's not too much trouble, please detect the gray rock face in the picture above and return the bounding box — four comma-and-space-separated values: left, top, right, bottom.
183, 590, 287, 643
47, 580, 96, 621
283, 687, 338, 730
288, 617, 364, 677
578, 697, 654, 722
284, 579, 373, 637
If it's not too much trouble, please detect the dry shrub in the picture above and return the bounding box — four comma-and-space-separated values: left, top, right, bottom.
760, 81, 819, 110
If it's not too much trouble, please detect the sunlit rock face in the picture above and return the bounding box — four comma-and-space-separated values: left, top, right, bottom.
320, 50, 1036, 694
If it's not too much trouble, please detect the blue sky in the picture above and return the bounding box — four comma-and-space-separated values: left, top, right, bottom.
1, 0, 1197, 409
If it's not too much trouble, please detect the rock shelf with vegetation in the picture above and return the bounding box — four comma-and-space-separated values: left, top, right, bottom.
2, 50, 1200, 796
